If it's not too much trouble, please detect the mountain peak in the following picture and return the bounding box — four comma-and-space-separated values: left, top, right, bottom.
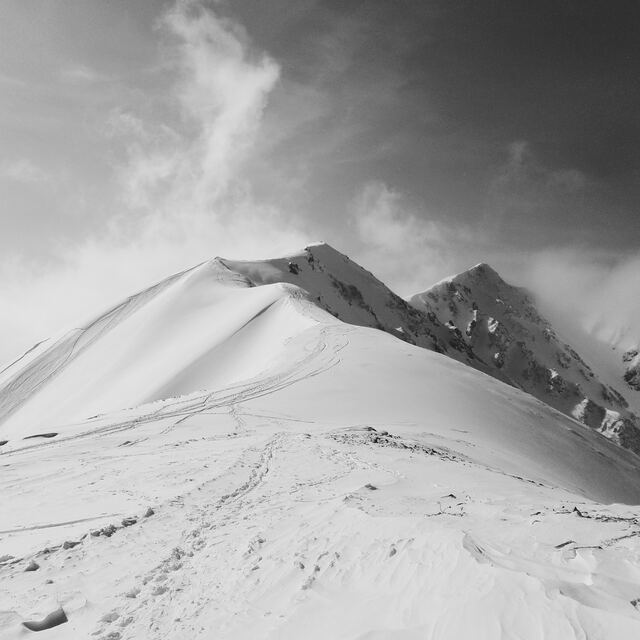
302, 241, 352, 262
304, 240, 330, 250
452, 262, 506, 289
410, 261, 640, 455
468, 262, 499, 276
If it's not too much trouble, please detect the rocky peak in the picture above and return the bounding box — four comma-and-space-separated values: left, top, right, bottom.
410, 263, 640, 455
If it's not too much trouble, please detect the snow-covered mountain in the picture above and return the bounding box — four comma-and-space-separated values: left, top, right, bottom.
222, 242, 482, 365
410, 263, 640, 454
0, 243, 504, 440
3, 244, 640, 639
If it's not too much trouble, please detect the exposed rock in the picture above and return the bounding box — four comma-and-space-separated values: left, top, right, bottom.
572, 398, 606, 430
410, 264, 640, 456
22, 607, 68, 631
623, 349, 640, 391
63, 540, 80, 550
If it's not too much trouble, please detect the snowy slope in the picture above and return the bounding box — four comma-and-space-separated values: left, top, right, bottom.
410, 263, 640, 454
3, 246, 640, 638
221, 242, 487, 369
0, 260, 321, 440
0, 243, 502, 443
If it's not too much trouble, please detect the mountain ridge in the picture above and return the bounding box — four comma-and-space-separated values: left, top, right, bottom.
2, 241, 639, 457
5, 243, 640, 638
410, 261, 640, 453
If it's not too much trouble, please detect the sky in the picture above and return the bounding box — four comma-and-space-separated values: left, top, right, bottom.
1, 0, 639, 362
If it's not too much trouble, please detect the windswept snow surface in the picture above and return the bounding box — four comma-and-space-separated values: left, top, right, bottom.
3, 247, 640, 638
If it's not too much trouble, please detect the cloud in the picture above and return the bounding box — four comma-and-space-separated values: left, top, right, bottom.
104, 109, 150, 140
486, 142, 639, 348
520, 247, 640, 350
0, 73, 27, 88
58, 63, 110, 84
346, 179, 640, 360
493, 140, 587, 195
0, 159, 51, 185
349, 181, 481, 295
0, 0, 306, 365
488, 140, 588, 223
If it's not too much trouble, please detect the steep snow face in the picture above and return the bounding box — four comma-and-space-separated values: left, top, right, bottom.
0, 260, 325, 439
410, 264, 640, 454
221, 243, 490, 370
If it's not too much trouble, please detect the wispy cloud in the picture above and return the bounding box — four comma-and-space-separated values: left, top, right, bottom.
58, 63, 111, 84
350, 181, 480, 295
109, 0, 282, 213
489, 140, 588, 221
0, 0, 306, 364
521, 247, 640, 350
0, 158, 51, 185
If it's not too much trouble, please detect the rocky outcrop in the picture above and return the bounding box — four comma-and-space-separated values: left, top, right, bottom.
222, 243, 485, 371
410, 263, 640, 456
623, 349, 640, 391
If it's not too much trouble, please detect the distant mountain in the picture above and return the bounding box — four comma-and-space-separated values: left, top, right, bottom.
410, 263, 640, 454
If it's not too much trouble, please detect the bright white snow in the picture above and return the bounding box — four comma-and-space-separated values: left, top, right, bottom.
3, 246, 640, 639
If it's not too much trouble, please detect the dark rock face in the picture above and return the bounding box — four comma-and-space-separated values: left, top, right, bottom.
63, 540, 80, 550
222, 243, 486, 371
22, 607, 68, 631
410, 264, 640, 456
574, 398, 606, 430
623, 350, 640, 391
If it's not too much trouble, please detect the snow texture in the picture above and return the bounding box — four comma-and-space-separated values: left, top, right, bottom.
3, 245, 640, 639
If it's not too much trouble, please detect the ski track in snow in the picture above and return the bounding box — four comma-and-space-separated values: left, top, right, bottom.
3, 248, 640, 638
4, 350, 640, 637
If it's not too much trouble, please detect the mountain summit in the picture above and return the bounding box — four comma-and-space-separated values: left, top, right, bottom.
221, 242, 481, 359
410, 263, 640, 453
2, 244, 639, 455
